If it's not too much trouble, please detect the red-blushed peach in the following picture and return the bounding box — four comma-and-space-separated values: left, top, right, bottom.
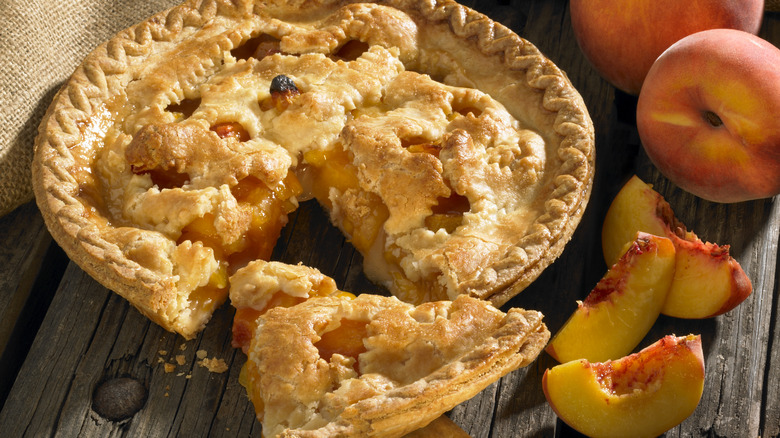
602, 175, 752, 318
545, 232, 675, 364
637, 29, 780, 203
570, 0, 763, 95
543, 334, 705, 438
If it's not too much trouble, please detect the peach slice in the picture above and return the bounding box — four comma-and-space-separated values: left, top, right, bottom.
545, 232, 675, 363
602, 175, 751, 318
543, 334, 705, 438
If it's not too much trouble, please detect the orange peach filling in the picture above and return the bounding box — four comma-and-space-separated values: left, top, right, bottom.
188, 262, 230, 316
180, 173, 301, 269
301, 145, 468, 304
210, 122, 250, 142
232, 287, 356, 351
426, 192, 470, 234
239, 361, 265, 418
315, 318, 368, 372
232, 307, 264, 352
402, 138, 470, 233
302, 148, 389, 254
165, 97, 201, 119
175, 172, 302, 313
332, 40, 370, 61
230, 33, 282, 61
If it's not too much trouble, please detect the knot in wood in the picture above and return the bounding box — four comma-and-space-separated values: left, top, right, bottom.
92, 377, 147, 421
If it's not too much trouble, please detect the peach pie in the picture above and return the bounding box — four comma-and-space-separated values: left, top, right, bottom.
33, 0, 594, 339
232, 260, 549, 437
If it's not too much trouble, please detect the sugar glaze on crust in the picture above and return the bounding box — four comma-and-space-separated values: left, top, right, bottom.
32, 0, 594, 338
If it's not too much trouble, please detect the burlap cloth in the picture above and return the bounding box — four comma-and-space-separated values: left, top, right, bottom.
0, 0, 180, 217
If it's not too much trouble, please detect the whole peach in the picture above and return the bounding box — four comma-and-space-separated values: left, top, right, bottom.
637, 29, 780, 203
569, 0, 763, 95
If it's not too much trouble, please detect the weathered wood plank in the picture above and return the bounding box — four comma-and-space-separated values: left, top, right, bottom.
754, 14, 780, 438
0, 201, 66, 406
0, 260, 260, 437
0, 202, 49, 354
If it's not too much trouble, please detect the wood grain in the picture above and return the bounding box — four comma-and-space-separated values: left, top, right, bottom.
1, 1, 779, 437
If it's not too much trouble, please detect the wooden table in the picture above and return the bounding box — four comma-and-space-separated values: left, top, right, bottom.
1, 1, 779, 436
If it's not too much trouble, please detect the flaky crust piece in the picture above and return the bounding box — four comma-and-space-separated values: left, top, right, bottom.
244, 294, 549, 437
32, 0, 594, 338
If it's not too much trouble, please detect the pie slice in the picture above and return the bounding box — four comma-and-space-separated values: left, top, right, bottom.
32, 0, 594, 338
239, 285, 549, 437
229, 260, 356, 352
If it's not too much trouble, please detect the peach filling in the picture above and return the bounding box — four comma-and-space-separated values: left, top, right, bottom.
301, 144, 467, 304
402, 137, 470, 233
332, 40, 369, 61
145, 168, 190, 189
179, 173, 300, 270
230, 33, 281, 61
210, 122, 250, 142
302, 147, 389, 254
176, 172, 302, 314
239, 362, 265, 418
165, 97, 201, 119
315, 318, 368, 372
426, 192, 470, 233
232, 287, 356, 352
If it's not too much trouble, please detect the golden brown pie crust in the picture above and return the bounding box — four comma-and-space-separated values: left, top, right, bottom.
242, 292, 549, 437
32, 0, 595, 339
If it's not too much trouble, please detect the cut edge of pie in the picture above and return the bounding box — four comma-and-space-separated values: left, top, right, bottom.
32, 0, 595, 339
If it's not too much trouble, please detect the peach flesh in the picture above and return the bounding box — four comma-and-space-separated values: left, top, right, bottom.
546, 232, 675, 363
601, 175, 752, 318
543, 334, 705, 438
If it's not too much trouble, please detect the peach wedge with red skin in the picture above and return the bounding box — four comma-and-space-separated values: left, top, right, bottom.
545, 232, 675, 364
543, 334, 705, 438
602, 175, 752, 318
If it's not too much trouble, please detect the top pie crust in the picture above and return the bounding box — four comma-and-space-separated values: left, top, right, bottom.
32, 0, 595, 338
242, 291, 549, 437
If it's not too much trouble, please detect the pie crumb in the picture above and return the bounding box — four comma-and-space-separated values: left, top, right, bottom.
175, 355, 186, 365
196, 349, 208, 359
199, 357, 229, 373
164, 363, 176, 373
